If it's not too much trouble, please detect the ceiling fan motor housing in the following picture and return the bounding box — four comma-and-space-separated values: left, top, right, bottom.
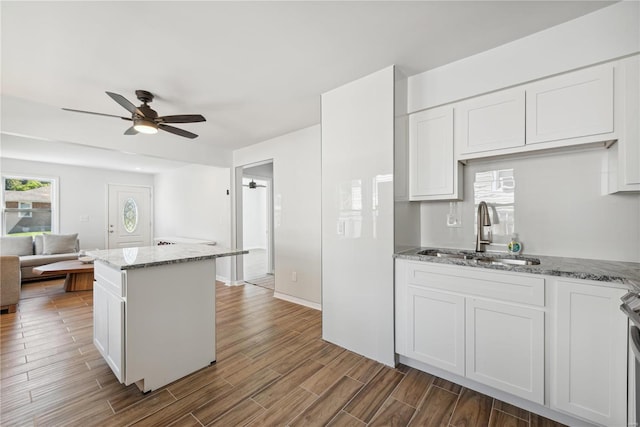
135, 90, 154, 104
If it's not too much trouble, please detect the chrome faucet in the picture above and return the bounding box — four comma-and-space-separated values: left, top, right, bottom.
476, 201, 492, 252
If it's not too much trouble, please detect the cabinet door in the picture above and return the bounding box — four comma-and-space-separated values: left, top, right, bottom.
526, 65, 614, 145
93, 281, 108, 357
552, 280, 627, 426
409, 106, 460, 200
93, 280, 124, 383
466, 298, 544, 404
106, 292, 125, 382
457, 88, 525, 154
406, 285, 465, 376
615, 55, 640, 191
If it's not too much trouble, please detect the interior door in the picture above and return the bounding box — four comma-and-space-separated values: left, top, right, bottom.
107, 184, 152, 249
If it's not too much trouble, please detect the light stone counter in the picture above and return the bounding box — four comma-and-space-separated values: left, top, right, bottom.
88, 244, 247, 270
395, 247, 640, 290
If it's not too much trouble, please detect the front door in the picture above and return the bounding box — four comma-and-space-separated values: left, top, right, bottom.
107, 184, 152, 249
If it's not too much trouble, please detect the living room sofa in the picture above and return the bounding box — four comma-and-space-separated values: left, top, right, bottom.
0, 234, 80, 282
0, 256, 20, 313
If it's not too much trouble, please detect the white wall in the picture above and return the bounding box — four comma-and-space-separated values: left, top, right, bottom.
420, 149, 640, 262
233, 125, 321, 306
0, 157, 154, 250
408, 1, 640, 113
154, 164, 232, 280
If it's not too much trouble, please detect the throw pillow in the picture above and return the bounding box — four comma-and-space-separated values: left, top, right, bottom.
42, 233, 78, 255
0, 236, 33, 256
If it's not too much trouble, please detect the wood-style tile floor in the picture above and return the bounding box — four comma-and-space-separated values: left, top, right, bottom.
0, 279, 567, 426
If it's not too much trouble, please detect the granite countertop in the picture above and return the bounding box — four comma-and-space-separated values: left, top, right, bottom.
395, 247, 640, 290
87, 244, 247, 270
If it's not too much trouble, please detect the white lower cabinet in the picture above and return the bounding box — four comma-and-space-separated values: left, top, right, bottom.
466, 298, 544, 404
396, 259, 629, 426
406, 285, 465, 375
93, 259, 217, 392
552, 279, 627, 427
93, 267, 125, 382
396, 260, 545, 400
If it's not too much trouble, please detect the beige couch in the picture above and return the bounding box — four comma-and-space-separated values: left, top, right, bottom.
0, 256, 20, 313
0, 234, 80, 282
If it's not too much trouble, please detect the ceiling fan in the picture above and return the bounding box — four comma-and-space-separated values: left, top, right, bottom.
62, 90, 206, 139
243, 179, 266, 189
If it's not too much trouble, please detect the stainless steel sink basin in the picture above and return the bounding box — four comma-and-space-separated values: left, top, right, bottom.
417, 250, 476, 260
475, 257, 541, 266
493, 258, 540, 266
417, 249, 540, 266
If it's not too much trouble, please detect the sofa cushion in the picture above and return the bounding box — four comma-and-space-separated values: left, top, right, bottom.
34, 234, 44, 255
42, 234, 78, 255
0, 236, 34, 256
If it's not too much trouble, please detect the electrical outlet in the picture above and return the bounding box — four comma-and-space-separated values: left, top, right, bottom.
291, 271, 297, 282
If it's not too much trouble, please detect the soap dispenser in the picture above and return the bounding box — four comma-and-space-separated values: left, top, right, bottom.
507, 233, 522, 255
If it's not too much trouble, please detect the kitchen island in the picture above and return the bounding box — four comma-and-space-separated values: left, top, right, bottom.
88, 244, 246, 392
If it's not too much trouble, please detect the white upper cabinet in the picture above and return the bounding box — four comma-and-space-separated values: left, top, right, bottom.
457, 88, 525, 155
608, 54, 640, 193
454, 61, 622, 162
409, 106, 462, 201
526, 65, 614, 145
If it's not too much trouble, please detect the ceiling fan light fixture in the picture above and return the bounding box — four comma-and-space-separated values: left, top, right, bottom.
133, 118, 158, 134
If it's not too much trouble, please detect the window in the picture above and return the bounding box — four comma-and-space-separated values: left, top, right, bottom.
18, 202, 33, 218
2, 176, 57, 236
122, 198, 138, 233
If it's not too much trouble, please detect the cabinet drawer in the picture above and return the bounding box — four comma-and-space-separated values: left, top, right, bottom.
406, 262, 545, 306
94, 261, 126, 297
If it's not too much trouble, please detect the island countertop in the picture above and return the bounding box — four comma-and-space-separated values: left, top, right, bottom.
87, 244, 247, 270
395, 247, 640, 290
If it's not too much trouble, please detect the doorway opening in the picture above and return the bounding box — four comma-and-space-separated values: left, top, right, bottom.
238, 161, 274, 290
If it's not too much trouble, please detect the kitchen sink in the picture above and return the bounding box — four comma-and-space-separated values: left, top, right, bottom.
474, 257, 541, 266
417, 249, 476, 260
417, 249, 540, 266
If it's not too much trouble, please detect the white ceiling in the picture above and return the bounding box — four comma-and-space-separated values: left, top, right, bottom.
0, 1, 615, 173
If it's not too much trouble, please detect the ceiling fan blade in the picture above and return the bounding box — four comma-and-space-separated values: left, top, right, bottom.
62, 108, 131, 120
124, 126, 139, 135
157, 114, 206, 124
158, 124, 198, 139
106, 91, 143, 116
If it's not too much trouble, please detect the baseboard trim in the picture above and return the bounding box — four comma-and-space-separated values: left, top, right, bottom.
217, 275, 244, 286
274, 292, 321, 311
398, 355, 596, 427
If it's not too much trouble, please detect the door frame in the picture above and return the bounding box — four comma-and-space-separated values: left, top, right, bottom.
233, 159, 274, 283
106, 184, 154, 249
241, 174, 274, 277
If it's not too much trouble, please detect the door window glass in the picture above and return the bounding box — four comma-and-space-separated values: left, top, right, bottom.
123, 198, 138, 233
